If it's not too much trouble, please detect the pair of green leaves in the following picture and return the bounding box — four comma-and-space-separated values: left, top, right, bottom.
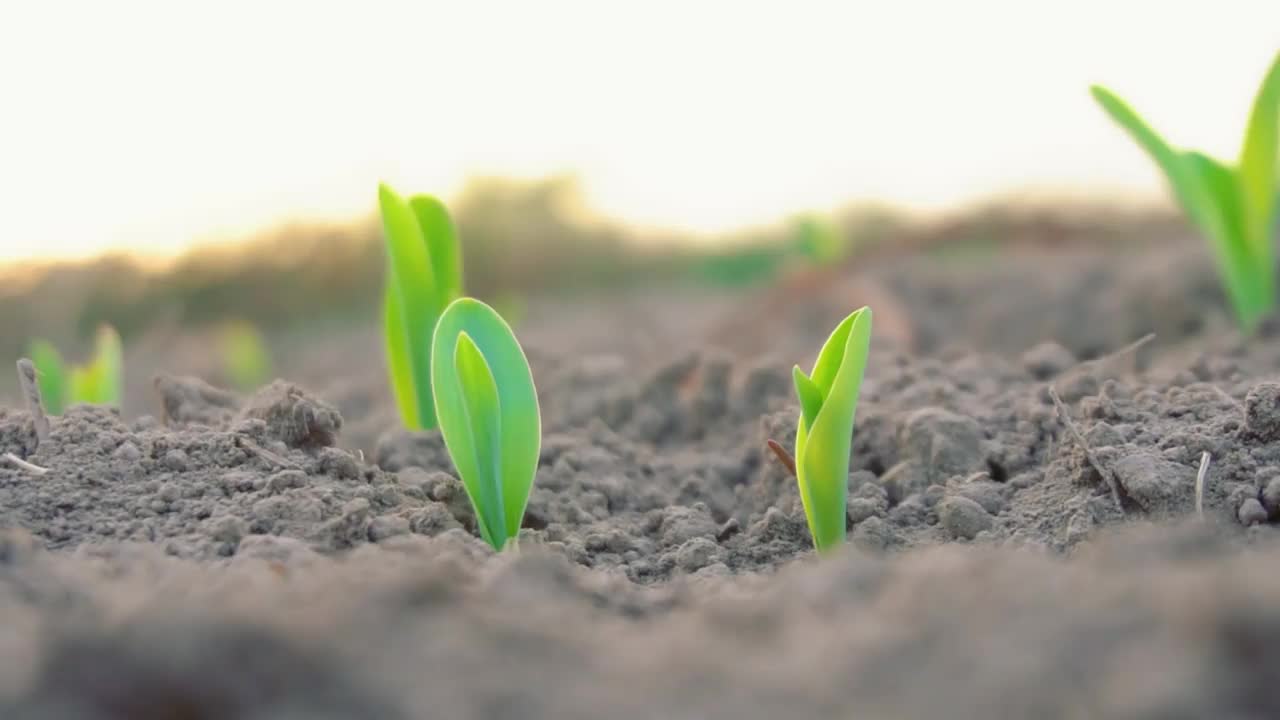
1091, 52, 1280, 330
28, 325, 124, 415
792, 307, 872, 552
433, 298, 541, 550
380, 184, 540, 551
379, 183, 463, 430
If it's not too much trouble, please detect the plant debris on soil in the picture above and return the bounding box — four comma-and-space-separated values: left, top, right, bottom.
3, 237, 1280, 719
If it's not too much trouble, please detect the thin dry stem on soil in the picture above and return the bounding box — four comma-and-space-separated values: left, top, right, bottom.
1077, 332, 1155, 372
17, 358, 49, 444
1195, 451, 1211, 521
2, 452, 47, 476
765, 439, 797, 477
1049, 385, 1129, 514
236, 437, 301, 470
1209, 385, 1244, 411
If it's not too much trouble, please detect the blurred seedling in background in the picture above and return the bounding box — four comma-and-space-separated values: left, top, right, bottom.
793, 214, 849, 267
768, 307, 872, 552
26, 325, 123, 415
1091, 52, 1280, 331
217, 320, 273, 392
432, 298, 541, 551
490, 292, 527, 329
379, 182, 463, 430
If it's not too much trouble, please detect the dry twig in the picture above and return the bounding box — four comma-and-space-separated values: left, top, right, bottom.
236, 437, 300, 470
1195, 451, 1211, 521
765, 439, 797, 478
1079, 333, 1155, 371
1049, 385, 1128, 514
2, 452, 47, 476
17, 359, 49, 445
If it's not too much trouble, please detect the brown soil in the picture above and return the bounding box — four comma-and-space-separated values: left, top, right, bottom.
3, 235, 1280, 719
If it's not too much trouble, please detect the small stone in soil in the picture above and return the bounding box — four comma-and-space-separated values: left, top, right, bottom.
1243, 382, 1280, 442
1111, 452, 1191, 514
847, 498, 884, 526
938, 496, 993, 540
675, 537, 721, 572
1021, 341, 1077, 379
1262, 476, 1280, 516
239, 381, 343, 449
1238, 498, 1268, 527
899, 408, 986, 482
881, 460, 929, 505
953, 480, 1006, 515
852, 516, 894, 551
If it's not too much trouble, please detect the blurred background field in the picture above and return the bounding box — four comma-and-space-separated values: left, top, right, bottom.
0, 0, 1275, 414
0, 174, 1183, 373
0, 176, 1194, 436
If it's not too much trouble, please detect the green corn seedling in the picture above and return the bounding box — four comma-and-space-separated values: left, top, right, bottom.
380, 182, 463, 430
27, 340, 68, 416
794, 215, 846, 266
1091, 52, 1280, 330
28, 325, 123, 415
432, 297, 541, 551
791, 307, 872, 552
218, 320, 273, 392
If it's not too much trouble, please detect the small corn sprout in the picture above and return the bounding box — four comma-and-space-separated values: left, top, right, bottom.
432, 297, 541, 551
1091, 52, 1280, 330
379, 182, 463, 430
27, 325, 123, 415
218, 320, 273, 392
791, 307, 872, 552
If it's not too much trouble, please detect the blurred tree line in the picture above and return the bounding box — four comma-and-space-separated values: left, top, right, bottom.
0, 175, 1178, 365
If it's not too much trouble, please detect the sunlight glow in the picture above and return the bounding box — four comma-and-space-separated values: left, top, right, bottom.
1, 0, 1277, 262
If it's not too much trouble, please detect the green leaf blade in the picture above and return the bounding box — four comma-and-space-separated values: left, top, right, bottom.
27, 340, 67, 415
1092, 78, 1277, 329
410, 194, 464, 306
792, 366, 824, 433
433, 298, 542, 550
1238, 52, 1280, 268
795, 307, 872, 552
1090, 85, 1214, 231
808, 310, 857, 392
380, 183, 442, 429
382, 279, 421, 429
453, 331, 506, 546
219, 321, 273, 392
1183, 151, 1270, 328
90, 325, 123, 407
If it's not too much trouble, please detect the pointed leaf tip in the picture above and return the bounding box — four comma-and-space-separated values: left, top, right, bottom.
453, 330, 505, 546
793, 366, 824, 432
432, 297, 542, 551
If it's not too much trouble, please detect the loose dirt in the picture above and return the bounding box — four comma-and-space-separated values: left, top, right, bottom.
3, 237, 1280, 719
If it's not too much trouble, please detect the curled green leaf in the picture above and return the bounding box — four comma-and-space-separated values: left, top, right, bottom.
432, 298, 541, 551
379, 182, 463, 430
27, 340, 67, 416
1091, 52, 1280, 330
27, 325, 123, 414
793, 307, 872, 552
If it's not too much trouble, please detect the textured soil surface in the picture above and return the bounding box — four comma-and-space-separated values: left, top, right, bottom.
4, 236, 1280, 719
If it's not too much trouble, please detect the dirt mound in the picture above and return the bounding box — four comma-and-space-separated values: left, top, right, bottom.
3, 236, 1280, 717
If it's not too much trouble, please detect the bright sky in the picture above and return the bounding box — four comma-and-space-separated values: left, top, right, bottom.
1, 0, 1277, 263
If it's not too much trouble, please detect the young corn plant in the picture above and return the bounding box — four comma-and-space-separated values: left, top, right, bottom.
432, 297, 541, 551
379, 182, 463, 430
218, 320, 273, 392
771, 307, 872, 552
27, 325, 123, 415
1091, 52, 1280, 330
